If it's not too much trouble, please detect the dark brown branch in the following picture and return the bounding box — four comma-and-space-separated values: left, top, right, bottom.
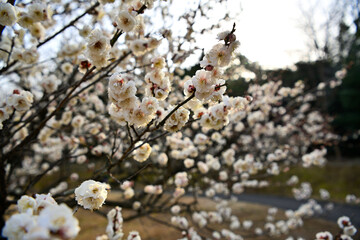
155, 92, 195, 129
120, 163, 152, 183
110, 29, 123, 47
6, 37, 15, 66
0, 60, 17, 74
146, 131, 169, 143
135, 4, 147, 14
131, 125, 139, 137
37, 2, 100, 48
0, 48, 10, 54
126, 123, 134, 144
3, 57, 57, 76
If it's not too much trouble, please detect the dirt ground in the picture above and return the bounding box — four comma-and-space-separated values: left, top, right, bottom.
76, 194, 339, 240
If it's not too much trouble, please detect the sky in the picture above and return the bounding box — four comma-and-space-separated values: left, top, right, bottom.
163, 0, 335, 70
220, 0, 336, 69
236, 0, 310, 69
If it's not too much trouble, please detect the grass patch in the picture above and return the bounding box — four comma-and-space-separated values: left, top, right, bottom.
249, 161, 360, 202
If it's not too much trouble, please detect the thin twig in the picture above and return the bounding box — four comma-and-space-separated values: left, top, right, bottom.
155, 92, 195, 129
67, 51, 132, 102
126, 123, 134, 144
120, 163, 152, 183
0, 48, 10, 54
6, 37, 15, 66
135, 4, 147, 14
131, 125, 139, 137
110, 29, 123, 47
37, 2, 100, 48
3, 66, 96, 165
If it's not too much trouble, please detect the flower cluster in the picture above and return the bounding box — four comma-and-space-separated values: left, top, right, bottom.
199, 96, 249, 130
302, 148, 327, 167
292, 182, 312, 200
164, 106, 190, 132
171, 216, 189, 229
98, 206, 124, 240
144, 184, 163, 194
183, 30, 239, 101
1, 89, 34, 129
96, 206, 143, 240
108, 73, 159, 127
121, 181, 135, 199
133, 142, 152, 162
2, 194, 80, 240
75, 180, 110, 210
174, 172, 189, 188
86, 29, 111, 68
337, 216, 357, 237
6, 89, 34, 112
129, 37, 161, 57
144, 57, 171, 100
315, 232, 333, 240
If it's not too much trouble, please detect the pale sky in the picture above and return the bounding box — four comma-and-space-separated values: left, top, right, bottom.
217, 0, 335, 69
236, 0, 309, 69
162, 0, 333, 70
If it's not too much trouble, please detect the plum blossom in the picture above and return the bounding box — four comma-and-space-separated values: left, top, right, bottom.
7, 90, 34, 112
75, 180, 110, 210
2, 213, 36, 240
115, 11, 137, 32
133, 142, 152, 162
106, 206, 124, 240
37, 203, 80, 239
0, 3, 18, 26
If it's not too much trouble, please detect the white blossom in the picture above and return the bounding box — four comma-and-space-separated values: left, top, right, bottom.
115, 11, 137, 32
0, 3, 17, 26
75, 180, 110, 210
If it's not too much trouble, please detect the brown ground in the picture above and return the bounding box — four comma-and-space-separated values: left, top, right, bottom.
76, 194, 338, 240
